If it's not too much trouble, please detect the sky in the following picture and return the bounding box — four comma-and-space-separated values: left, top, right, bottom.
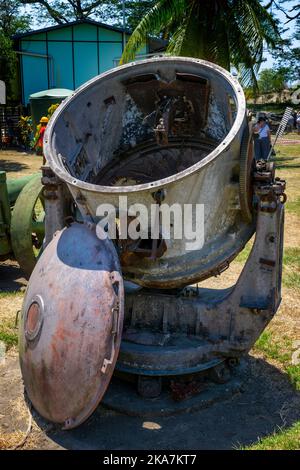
21, 0, 299, 73
261, 0, 299, 70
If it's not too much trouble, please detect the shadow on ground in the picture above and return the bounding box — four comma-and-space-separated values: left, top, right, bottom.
1, 259, 299, 450
24, 356, 299, 450
0, 159, 30, 173
0, 261, 27, 292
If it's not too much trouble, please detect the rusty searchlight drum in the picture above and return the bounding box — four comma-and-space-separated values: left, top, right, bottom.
19, 57, 286, 428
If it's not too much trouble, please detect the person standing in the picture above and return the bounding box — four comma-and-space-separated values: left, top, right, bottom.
33, 116, 48, 164
292, 109, 297, 130
297, 112, 300, 135
253, 117, 271, 160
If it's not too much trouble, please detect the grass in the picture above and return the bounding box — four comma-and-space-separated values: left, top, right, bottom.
285, 198, 300, 216
276, 133, 300, 140
286, 365, 300, 391
253, 315, 300, 392
254, 331, 295, 372
235, 241, 253, 263
0, 291, 21, 350
0, 330, 18, 348
235, 246, 300, 290
0, 290, 20, 298
242, 422, 300, 450
282, 248, 300, 290
243, 330, 300, 450
240, 137, 300, 450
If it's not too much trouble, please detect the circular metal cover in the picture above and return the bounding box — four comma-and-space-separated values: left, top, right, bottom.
19, 223, 124, 429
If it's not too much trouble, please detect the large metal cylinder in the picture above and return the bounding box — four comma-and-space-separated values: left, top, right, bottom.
20, 57, 286, 428
44, 57, 254, 289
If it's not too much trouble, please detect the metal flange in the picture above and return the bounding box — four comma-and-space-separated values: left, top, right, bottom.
239, 125, 254, 223
10, 174, 45, 277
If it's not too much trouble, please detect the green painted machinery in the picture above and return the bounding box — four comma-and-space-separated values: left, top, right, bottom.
0, 170, 45, 277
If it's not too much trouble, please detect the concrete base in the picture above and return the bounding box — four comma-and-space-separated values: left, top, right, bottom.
101, 360, 248, 417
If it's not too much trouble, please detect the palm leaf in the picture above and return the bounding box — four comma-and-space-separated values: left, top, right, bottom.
121, 0, 281, 88
121, 0, 185, 64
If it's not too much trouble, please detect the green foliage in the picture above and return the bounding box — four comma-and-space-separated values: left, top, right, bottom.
18, 1, 160, 38
121, 0, 281, 88
18, 115, 33, 148
111, 1, 157, 30
258, 67, 292, 94
19, 1, 126, 25
244, 87, 255, 100
0, 31, 17, 98
0, 0, 31, 36
271, 14, 300, 82
47, 102, 59, 117
0, 1, 31, 102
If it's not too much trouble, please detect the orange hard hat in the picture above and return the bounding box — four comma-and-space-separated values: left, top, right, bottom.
40, 116, 49, 124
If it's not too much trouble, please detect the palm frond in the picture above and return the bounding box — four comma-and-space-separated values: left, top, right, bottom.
167, 1, 205, 58
226, 0, 280, 87
121, 0, 282, 88
120, 0, 185, 64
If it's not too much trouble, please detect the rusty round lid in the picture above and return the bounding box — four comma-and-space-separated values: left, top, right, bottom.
19, 223, 124, 429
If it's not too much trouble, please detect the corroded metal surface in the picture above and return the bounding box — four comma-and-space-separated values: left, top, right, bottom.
239, 125, 254, 222
118, 168, 285, 376
0, 171, 43, 263
20, 59, 286, 426
43, 57, 254, 289
10, 174, 44, 277
19, 223, 124, 428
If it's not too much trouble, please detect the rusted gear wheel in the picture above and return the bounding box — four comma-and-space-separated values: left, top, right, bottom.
239, 125, 254, 223
209, 362, 231, 384
10, 174, 45, 278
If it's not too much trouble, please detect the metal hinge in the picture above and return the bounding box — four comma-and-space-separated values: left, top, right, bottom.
101, 272, 122, 374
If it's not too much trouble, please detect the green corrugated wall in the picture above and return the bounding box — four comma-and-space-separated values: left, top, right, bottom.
20, 23, 148, 104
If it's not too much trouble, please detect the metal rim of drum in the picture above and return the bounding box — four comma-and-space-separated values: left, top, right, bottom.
239, 125, 254, 223
24, 294, 44, 342
43, 57, 247, 194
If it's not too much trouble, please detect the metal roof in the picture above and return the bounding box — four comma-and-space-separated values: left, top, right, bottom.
29, 88, 73, 99
13, 19, 131, 40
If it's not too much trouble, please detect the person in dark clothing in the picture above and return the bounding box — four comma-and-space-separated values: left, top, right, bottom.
253, 117, 271, 160
293, 110, 297, 129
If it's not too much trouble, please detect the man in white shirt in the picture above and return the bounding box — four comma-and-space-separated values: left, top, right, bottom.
253, 117, 271, 160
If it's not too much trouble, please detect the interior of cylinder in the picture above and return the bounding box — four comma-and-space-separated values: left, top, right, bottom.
51, 64, 238, 186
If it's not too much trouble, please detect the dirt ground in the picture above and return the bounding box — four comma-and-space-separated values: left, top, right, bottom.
0, 149, 43, 179
1, 349, 300, 450
0, 147, 299, 450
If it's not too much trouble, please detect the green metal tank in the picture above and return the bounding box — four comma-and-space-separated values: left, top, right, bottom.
29, 88, 73, 131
